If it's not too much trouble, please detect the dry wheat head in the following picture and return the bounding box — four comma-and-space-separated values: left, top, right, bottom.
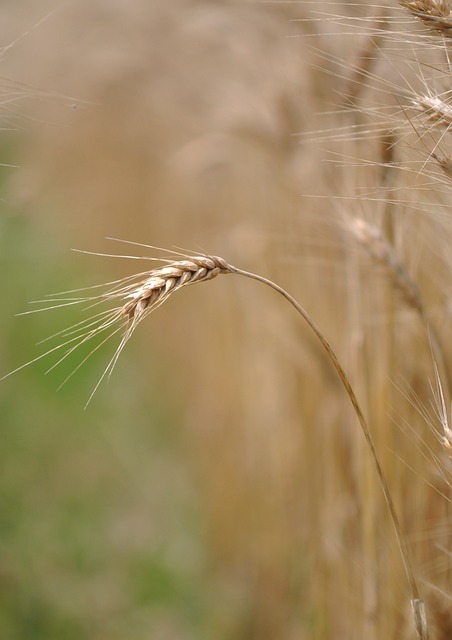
399, 0, 452, 34
121, 255, 233, 324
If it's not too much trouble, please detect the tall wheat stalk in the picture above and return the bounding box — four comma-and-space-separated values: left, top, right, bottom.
3, 246, 429, 638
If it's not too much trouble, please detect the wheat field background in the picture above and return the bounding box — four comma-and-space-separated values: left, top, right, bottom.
1, 1, 451, 638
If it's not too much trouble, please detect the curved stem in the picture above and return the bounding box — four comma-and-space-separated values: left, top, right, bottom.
230, 266, 421, 607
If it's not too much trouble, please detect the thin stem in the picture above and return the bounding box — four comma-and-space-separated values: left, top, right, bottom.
230, 265, 427, 637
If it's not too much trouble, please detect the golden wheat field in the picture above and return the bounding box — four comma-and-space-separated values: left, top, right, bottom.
1, 1, 452, 638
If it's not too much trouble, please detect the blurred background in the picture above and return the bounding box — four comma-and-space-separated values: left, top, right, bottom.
1, 1, 452, 638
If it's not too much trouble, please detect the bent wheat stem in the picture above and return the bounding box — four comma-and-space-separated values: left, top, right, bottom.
114, 252, 426, 637
228, 266, 423, 624
4, 250, 427, 637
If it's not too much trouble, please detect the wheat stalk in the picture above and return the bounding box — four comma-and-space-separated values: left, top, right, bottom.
129, 252, 429, 637
4, 246, 426, 637
69, 249, 424, 639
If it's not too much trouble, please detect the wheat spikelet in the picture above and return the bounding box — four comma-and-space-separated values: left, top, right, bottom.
121, 255, 233, 323
432, 151, 452, 178
411, 94, 452, 129
399, 0, 452, 35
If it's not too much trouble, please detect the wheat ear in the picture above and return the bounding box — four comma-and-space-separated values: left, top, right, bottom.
411, 95, 452, 130
121, 255, 232, 322
89, 255, 233, 402
116, 253, 427, 639
350, 217, 423, 314
399, 0, 452, 36
351, 217, 452, 448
